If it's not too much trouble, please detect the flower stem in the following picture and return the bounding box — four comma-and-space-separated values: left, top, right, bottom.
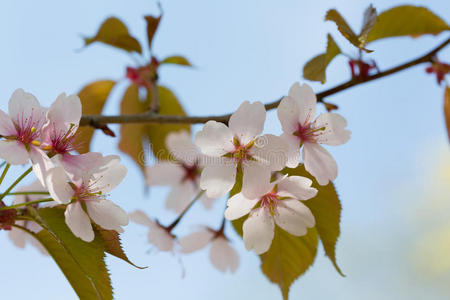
166, 190, 205, 232
5, 191, 50, 196
0, 197, 54, 211
0, 167, 33, 201
0, 163, 10, 186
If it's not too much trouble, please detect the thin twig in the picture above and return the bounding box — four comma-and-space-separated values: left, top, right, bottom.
79, 37, 450, 127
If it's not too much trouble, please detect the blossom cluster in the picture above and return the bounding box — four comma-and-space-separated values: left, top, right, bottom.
140, 82, 350, 259
0, 89, 128, 242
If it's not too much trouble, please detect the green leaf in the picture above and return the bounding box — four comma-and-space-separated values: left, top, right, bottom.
30, 207, 112, 300
145, 86, 190, 160
282, 165, 344, 276
367, 5, 450, 43
303, 34, 341, 83
359, 5, 378, 47
94, 224, 146, 269
144, 15, 162, 50
160, 56, 192, 67
118, 84, 148, 173
230, 170, 319, 300
84, 17, 142, 53
75, 80, 116, 153
325, 8, 373, 52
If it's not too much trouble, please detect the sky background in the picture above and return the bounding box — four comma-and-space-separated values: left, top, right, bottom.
1, 0, 450, 299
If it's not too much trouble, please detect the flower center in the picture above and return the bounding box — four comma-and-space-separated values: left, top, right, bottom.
225, 137, 255, 163
182, 163, 201, 183
14, 115, 41, 145
260, 192, 280, 216
49, 124, 78, 154
71, 182, 104, 203
294, 123, 325, 144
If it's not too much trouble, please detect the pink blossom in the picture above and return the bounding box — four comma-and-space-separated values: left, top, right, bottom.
277, 82, 351, 185
225, 175, 317, 254
195, 101, 288, 199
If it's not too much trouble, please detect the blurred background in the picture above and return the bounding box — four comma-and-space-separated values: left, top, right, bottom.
1, 0, 449, 299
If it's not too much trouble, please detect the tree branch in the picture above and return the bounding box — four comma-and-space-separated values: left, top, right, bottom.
80, 37, 450, 127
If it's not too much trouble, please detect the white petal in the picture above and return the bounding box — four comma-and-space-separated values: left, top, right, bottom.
289, 83, 317, 125
281, 132, 301, 168
302, 143, 337, 185
165, 182, 195, 214
274, 200, 315, 236
29, 146, 55, 187
179, 229, 215, 253
129, 210, 154, 227
0, 109, 17, 136
277, 176, 318, 200
165, 130, 200, 165
241, 160, 272, 199
86, 200, 129, 232
251, 134, 288, 171
148, 225, 174, 252
314, 113, 351, 146
47, 167, 73, 204
91, 156, 127, 193
199, 158, 237, 198
225, 192, 259, 220
65, 202, 94, 242
0, 140, 29, 165
243, 208, 274, 254
195, 121, 234, 157
146, 162, 184, 186
209, 237, 239, 273
229, 101, 266, 145
277, 95, 300, 134
8, 89, 42, 122
46, 93, 82, 132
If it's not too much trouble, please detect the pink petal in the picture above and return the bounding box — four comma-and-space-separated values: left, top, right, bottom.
243, 207, 274, 255
229, 101, 266, 145
146, 162, 184, 186
46, 93, 82, 132
0, 140, 29, 165
250, 134, 288, 171
195, 121, 234, 157
241, 160, 272, 199
29, 146, 55, 187
277, 176, 318, 200
86, 200, 129, 232
90, 155, 127, 193
288, 82, 317, 125
0, 109, 17, 136
165, 130, 200, 165
274, 199, 315, 236
277, 95, 300, 134
59, 152, 103, 184
47, 167, 73, 204
179, 229, 214, 254
209, 237, 239, 273
314, 113, 351, 146
199, 158, 237, 199
281, 132, 301, 168
302, 142, 337, 185
165, 182, 195, 214
224, 192, 259, 220
129, 210, 154, 227
65, 202, 94, 242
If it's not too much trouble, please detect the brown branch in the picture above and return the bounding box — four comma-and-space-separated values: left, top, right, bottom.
80, 37, 450, 127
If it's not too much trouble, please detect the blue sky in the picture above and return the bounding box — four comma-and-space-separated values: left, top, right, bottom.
1, 0, 450, 299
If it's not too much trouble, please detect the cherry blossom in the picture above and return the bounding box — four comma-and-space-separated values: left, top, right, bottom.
195, 101, 288, 199
129, 210, 175, 252
277, 82, 351, 185
0, 89, 50, 184
146, 131, 215, 213
8, 181, 48, 255
179, 227, 239, 273
46, 154, 128, 242
225, 175, 317, 254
